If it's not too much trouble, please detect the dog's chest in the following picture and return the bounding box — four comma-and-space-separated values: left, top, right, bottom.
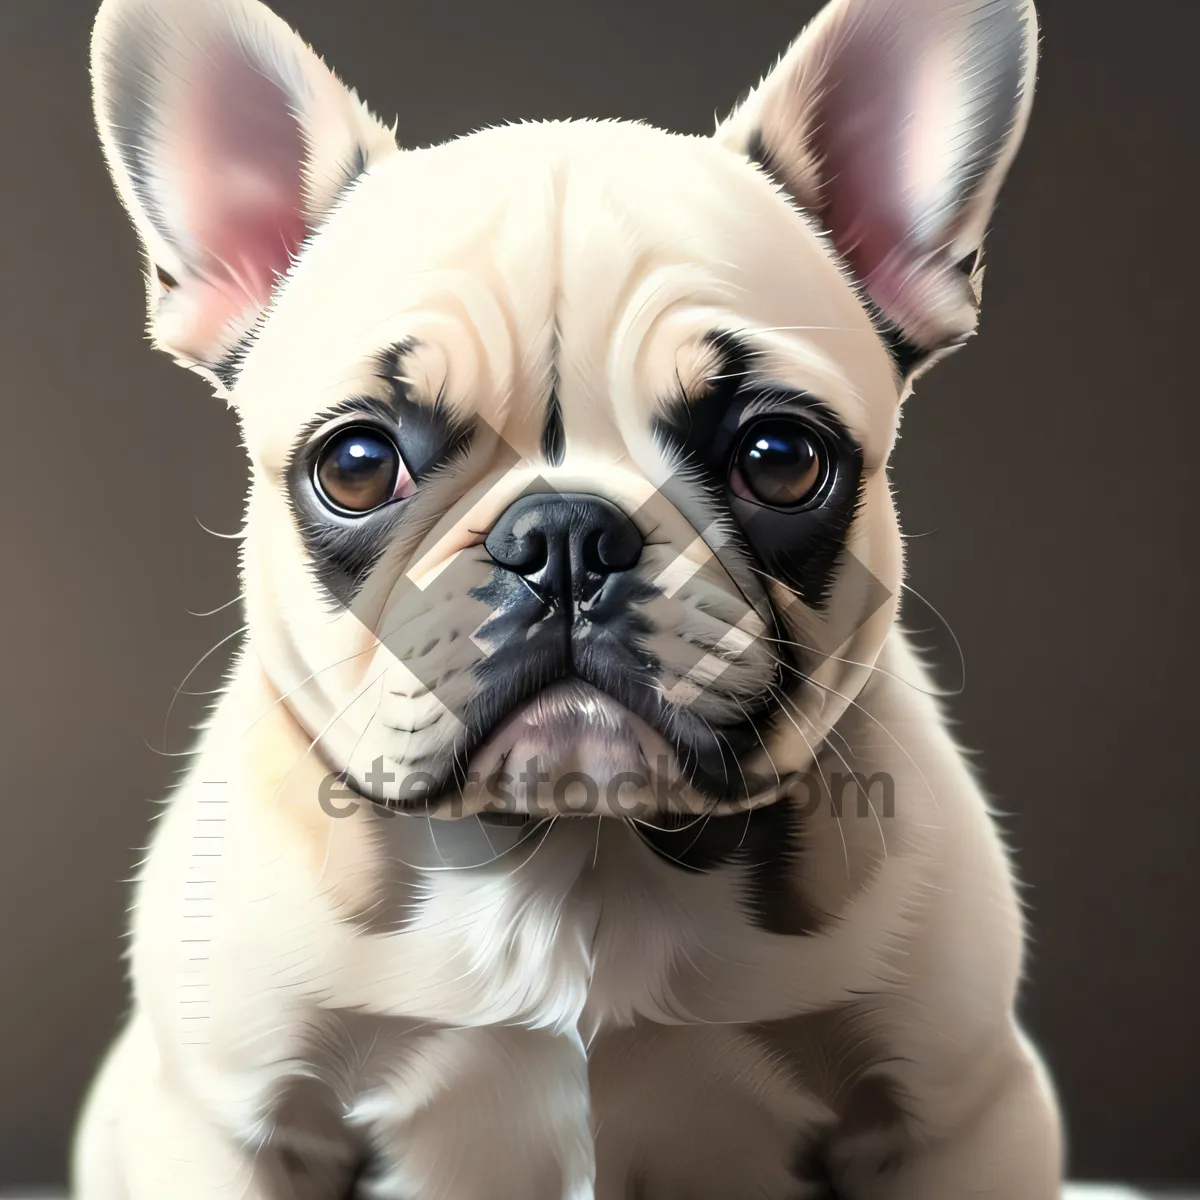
244, 819, 847, 1198
353, 814, 744, 1027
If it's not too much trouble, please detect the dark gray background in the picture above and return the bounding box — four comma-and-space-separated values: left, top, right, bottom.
0, 0, 1195, 1187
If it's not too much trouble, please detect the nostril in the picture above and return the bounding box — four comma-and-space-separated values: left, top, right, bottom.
485, 527, 548, 575
581, 529, 606, 576
583, 525, 641, 574
601, 520, 643, 572
515, 532, 549, 575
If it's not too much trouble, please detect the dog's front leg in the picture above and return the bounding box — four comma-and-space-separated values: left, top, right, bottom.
350, 1024, 595, 1200
832, 1027, 1063, 1200
73, 1015, 320, 1200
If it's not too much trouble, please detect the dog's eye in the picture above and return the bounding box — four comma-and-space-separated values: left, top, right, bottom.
729, 418, 830, 509
314, 426, 410, 514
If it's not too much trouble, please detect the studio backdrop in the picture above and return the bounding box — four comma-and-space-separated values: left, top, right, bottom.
0, 0, 1195, 1187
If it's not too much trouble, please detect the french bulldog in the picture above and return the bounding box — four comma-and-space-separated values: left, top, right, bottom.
74, 0, 1063, 1196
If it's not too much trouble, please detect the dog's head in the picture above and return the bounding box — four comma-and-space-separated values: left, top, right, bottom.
92, 0, 1037, 822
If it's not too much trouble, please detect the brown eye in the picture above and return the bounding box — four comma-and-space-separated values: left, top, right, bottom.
314, 426, 406, 514
730, 418, 829, 509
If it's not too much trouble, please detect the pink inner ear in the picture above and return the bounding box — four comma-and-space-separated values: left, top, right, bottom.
812, 38, 920, 322
170, 42, 310, 351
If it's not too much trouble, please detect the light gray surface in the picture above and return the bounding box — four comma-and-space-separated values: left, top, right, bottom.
2, 1188, 1193, 1199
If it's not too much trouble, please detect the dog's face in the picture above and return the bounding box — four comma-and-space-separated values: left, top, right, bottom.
93, 0, 1037, 821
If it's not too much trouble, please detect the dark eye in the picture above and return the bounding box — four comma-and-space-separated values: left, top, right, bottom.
314, 426, 409, 514
729, 418, 830, 509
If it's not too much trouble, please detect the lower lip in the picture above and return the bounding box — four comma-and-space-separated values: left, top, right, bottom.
462, 680, 680, 813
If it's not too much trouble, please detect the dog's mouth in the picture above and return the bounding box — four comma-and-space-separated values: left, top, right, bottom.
317, 649, 801, 822
390, 677, 798, 822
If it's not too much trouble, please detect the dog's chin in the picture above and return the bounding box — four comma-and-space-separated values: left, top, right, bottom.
450, 680, 796, 821
461, 680, 675, 818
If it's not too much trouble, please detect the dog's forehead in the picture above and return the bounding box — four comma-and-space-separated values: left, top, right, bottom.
238, 121, 897, 460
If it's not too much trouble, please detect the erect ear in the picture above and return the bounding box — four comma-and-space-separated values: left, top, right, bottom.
717, 0, 1039, 380
91, 0, 397, 382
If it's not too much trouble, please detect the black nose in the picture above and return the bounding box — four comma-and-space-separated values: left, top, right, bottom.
484, 492, 642, 600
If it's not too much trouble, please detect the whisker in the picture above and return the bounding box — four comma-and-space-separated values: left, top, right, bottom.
793, 687, 888, 858
193, 515, 246, 541
900, 580, 966, 695
769, 655, 937, 811
747, 565, 956, 699
696, 709, 749, 797
238, 595, 448, 738
764, 681, 851, 876
318, 674, 391, 882
732, 693, 780, 789
266, 667, 390, 811
160, 623, 249, 753
760, 628, 953, 700
187, 594, 243, 618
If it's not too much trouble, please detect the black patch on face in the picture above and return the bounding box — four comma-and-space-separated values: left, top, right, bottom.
635, 332, 869, 806
653, 333, 865, 612
284, 342, 472, 606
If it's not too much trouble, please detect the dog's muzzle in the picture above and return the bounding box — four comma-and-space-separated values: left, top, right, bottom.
383, 489, 787, 816
463, 490, 659, 750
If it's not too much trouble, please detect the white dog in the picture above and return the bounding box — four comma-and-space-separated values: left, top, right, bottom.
74, 0, 1063, 1196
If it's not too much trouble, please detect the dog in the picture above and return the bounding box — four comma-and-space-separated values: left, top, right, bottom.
73, 0, 1063, 1195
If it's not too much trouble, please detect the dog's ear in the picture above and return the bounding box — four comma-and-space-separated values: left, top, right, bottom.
717, 0, 1038, 380
91, 0, 397, 380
